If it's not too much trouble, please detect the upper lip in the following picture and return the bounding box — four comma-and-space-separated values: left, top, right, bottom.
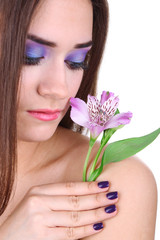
27, 109, 62, 114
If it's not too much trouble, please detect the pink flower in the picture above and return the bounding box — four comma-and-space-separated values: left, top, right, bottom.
70, 91, 132, 139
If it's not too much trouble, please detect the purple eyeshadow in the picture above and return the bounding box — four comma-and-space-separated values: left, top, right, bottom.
65, 48, 89, 63
25, 40, 47, 58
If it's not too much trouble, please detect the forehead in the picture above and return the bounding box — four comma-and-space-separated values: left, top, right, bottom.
28, 0, 93, 49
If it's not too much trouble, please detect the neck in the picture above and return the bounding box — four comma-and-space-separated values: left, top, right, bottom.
17, 127, 61, 177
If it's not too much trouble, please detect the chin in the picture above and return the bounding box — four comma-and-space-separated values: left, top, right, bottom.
17, 125, 57, 142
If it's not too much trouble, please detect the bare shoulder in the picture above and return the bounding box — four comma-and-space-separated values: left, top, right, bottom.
83, 157, 158, 240
101, 156, 157, 194
59, 128, 157, 239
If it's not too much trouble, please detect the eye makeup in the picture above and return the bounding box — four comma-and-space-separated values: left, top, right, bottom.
24, 39, 47, 66
24, 38, 91, 70
64, 48, 91, 71
65, 48, 90, 63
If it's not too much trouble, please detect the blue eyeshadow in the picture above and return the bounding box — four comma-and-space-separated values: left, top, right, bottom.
65, 49, 89, 63
25, 40, 47, 58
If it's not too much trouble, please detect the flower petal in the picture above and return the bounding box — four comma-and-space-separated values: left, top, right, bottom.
87, 95, 101, 109
70, 97, 90, 127
100, 91, 115, 105
104, 112, 133, 129
101, 95, 119, 120
87, 95, 101, 121
90, 125, 105, 139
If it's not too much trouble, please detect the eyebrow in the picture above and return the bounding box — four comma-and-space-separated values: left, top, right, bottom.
27, 34, 92, 49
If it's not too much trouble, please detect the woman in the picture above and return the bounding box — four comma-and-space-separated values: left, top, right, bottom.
0, 0, 157, 239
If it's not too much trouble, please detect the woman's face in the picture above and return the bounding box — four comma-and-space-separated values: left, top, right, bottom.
17, 0, 93, 142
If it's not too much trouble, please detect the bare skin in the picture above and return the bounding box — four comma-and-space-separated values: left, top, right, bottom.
0, 127, 157, 239
0, 0, 157, 239
0, 127, 119, 239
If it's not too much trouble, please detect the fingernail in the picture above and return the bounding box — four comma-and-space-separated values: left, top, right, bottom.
105, 205, 116, 213
93, 222, 103, 231
106, 191, 118, 200
98, 181, 109, 188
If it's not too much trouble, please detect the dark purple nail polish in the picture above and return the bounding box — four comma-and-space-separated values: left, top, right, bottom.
93, 222, 103, 231
105, 205, 116, 214
98, 181, 109, 188
106, 191, 118, 200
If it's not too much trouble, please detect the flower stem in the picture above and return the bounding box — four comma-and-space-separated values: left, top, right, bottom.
88, 143, 106, 178
83, 138, 96, 182
88, 129, 116, 179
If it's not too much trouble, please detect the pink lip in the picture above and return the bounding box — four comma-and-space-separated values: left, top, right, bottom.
27, 109, 61, 121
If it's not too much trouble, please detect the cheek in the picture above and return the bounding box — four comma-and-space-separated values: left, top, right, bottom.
18, 68, 38, 107
68, 71, 84, 97
20, 67, 40, 90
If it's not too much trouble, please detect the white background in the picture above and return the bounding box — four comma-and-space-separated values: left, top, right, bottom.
97, 0, 160, 238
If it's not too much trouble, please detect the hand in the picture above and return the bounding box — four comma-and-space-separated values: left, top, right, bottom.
0, 181, 118, 240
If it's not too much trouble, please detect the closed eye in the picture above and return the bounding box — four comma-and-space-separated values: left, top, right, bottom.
23, 53, 90, 70
64, 60, 88, 71
24, 56, 44, 66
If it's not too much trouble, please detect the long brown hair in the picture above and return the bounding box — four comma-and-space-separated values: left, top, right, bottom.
0, 0, 109, 216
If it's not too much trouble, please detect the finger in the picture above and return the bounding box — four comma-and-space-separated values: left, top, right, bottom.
29, 181, 110, 196
45, 204, 117, 227
48, 222, 104, 240
34, 191, 118, 211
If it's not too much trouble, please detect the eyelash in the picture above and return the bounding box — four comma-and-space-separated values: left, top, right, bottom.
24, 56, 44, 66
24, 56, 89, 71
64, 60, 88, 71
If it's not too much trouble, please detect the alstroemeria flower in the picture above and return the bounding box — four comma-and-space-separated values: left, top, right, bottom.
70, 91, 132, 139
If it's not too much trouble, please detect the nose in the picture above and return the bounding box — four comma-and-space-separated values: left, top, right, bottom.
37, 61, 69, 99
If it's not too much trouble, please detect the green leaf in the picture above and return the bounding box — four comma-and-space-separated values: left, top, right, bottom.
115, 108, 120, 115
103, 128, 160, 165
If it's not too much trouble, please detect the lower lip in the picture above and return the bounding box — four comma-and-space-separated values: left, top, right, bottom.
28, 111, 61, 121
